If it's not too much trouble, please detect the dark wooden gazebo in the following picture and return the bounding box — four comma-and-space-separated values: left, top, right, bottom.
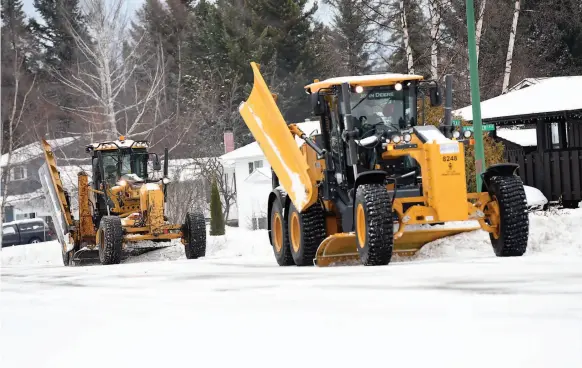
455, 76, 582, 207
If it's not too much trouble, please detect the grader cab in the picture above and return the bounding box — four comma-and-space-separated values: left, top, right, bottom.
239, 62, 530, 267
39, 137, 206, 266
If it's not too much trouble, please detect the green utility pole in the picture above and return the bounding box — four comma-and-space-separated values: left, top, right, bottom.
465, 0, 486, 191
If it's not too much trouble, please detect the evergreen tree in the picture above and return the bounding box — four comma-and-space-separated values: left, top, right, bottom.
209, 178, 225, 235
1, 0, 37, 149
28, 0, 91, 135
325, 0, 375, 75
29, 0, 89, 71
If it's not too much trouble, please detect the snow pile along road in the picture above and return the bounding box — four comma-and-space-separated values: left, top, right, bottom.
1, 240, 63, 266
3, 198, 582, 267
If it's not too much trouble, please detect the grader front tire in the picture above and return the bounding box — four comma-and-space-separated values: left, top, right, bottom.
98, 216, 123, 265
184, 212, 207, 259
354, 184, 393, 266
486, 176, 529, 257
288, 202, 326, 266
270, 199, 294, 266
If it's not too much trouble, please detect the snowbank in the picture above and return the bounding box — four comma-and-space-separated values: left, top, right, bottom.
409, 208, 582, 260
3, 209, 582, 268
525, 185, 548, 207
1, 241, 63, 267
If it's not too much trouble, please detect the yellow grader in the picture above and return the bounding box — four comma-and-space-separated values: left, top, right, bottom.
239, 62, 529, 267
39, 137, 206, 266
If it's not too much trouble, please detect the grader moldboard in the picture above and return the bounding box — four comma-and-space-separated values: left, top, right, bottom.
39, 137, 207, 266
239, 62, 529, 267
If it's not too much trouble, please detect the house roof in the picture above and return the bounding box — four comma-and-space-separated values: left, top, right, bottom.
1, 137, 78, 168
455, 76, 582, 122
221, 121, 322, 162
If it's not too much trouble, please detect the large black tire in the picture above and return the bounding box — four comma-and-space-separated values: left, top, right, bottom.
354, 184, 393, 266
287, 201, 326, 266
270, 199, 294, 266
184, 212, 207, 259
98, 216, 123, 265
486, 176, 529, 257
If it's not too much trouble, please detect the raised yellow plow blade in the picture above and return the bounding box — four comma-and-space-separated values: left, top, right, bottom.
314, 226, 480, 267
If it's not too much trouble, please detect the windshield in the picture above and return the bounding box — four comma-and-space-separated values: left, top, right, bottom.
101, 150, 148, 185
349, 85, 416, 131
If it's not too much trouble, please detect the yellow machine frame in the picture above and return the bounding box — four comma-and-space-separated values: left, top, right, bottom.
39, 138, 205, 265
239, 62, 528, 267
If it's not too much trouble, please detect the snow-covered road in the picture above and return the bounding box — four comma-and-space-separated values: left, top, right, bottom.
2, 211, 582, 368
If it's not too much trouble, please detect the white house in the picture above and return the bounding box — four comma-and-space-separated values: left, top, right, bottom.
221, 120, 321, 230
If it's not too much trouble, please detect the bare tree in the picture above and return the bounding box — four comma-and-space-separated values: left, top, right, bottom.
1, 13, 37, 226
52, 0, 166, 141
191, 157, 237, 223
502, 0, 521, 94
400, 0, 416, 73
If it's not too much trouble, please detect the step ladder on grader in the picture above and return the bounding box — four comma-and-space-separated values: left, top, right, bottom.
238, 62, 530, 267
39, 137, 207, 266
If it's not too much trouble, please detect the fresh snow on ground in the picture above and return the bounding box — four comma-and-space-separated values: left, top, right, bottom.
2, 211, 582, 368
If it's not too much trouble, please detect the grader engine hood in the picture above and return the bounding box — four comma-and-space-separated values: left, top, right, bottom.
412, 125, 469, 222
139, 183, 165, 233
238, 62, 318, 212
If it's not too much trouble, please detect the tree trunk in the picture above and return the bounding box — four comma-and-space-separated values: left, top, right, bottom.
476, 0, 487, 61
400, 0, 415, 74
429, 0, 440, 79
502, 0, 521, 94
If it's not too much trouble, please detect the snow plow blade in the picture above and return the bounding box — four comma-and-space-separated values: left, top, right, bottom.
238, 62, 317, 212
314, 226, 479, 267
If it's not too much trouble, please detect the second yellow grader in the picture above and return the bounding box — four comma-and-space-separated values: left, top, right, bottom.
238, 62, 529, 267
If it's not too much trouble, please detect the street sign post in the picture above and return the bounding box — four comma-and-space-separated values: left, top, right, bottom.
465, 0, 486, 191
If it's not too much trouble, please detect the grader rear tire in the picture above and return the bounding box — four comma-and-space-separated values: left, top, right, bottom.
354, 184, 393, 266
288, 202, 326, 266
98, 216, 123, 265
486, 176, 529, 257
270, 199, 294, 266
184, 212, 207, 259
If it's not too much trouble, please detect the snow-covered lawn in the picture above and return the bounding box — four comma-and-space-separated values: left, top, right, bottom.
2, 210, 582, 368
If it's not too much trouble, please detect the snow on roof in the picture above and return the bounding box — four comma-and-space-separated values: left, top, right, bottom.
245, 167, 272, 183
1, 137, 77, 168
455, 76, 582, 121
221, 121, 322, 162
496, 128, 537, 147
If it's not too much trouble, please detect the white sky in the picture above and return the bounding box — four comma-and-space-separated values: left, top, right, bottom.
22, 0, 332, 23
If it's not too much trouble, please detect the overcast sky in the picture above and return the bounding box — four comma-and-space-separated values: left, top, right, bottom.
22, 0, 333, 24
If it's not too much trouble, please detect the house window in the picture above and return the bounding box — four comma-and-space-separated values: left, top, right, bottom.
248, 160, 263, 174
10, 166, 27, 181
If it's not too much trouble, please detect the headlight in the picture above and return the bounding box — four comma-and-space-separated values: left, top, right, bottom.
162, 177, 171, 185
403, 133, 412, 142
463, 130, 472, 138
453, 131, 461, 139
392, 135, 402, 144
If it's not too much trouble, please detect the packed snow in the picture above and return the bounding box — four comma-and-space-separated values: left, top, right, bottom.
3, 210, 582, 368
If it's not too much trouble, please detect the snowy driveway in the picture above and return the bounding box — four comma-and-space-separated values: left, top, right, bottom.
2, 252, 582, 368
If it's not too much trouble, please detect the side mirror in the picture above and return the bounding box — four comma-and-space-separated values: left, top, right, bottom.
153, 156, 162, 171
310, 92, 325, 116
429, 85, 442, 106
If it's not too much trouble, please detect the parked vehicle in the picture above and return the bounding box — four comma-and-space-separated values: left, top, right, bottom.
2, 218, 54, 247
